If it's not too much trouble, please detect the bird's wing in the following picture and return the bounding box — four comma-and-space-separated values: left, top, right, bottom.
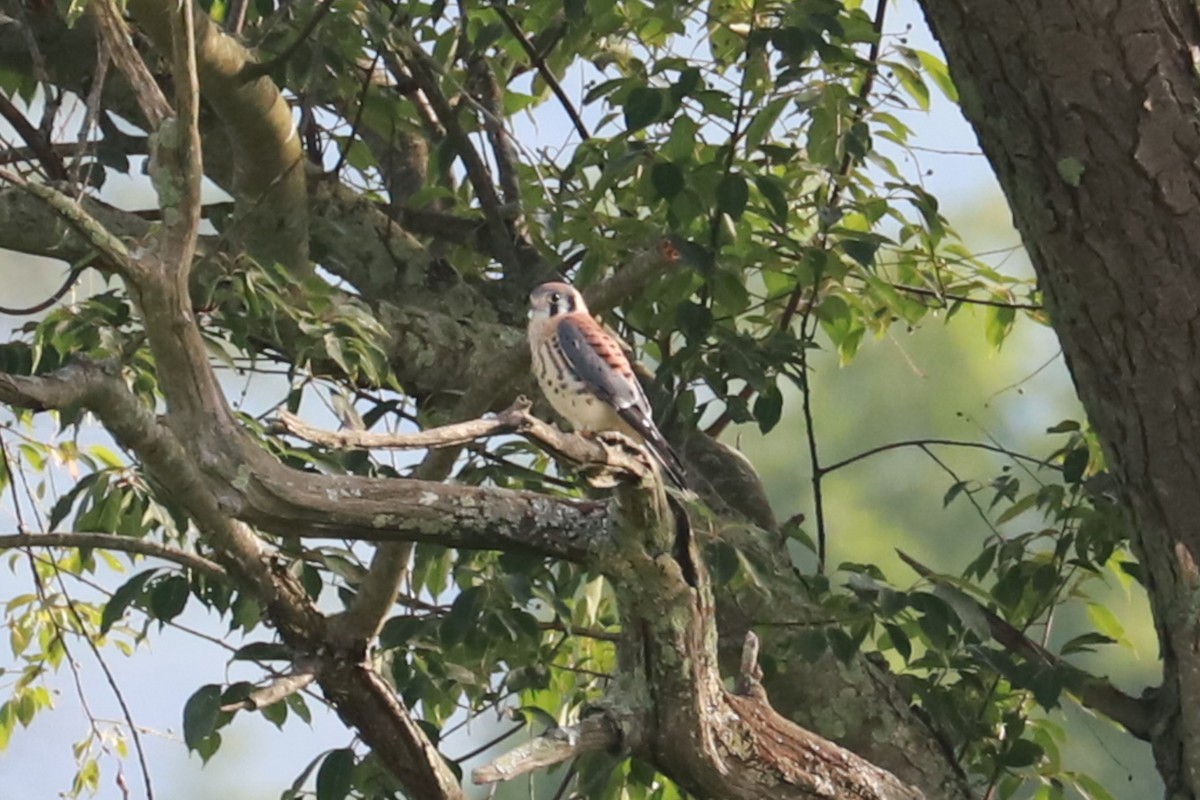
555, 315, 647, 412
557, 316, 687, 488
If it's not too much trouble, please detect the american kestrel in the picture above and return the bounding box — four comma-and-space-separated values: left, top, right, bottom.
528, 281, 687, 489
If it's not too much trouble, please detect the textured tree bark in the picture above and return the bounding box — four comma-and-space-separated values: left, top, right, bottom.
914, 0, 1200, 794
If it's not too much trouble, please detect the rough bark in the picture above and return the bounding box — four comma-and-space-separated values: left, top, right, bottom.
915, 0, 1200, 794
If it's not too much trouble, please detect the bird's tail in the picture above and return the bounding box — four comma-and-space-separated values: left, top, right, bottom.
643, 429, 688, 490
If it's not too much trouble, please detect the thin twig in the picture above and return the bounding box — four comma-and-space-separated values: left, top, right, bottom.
489, 5, 590, 141
820, 438, 1054, 476
453, 723, 525, 763
887, 282, 1043, 311
332, 51, 381, 176
0, 532, 229, 580
798, 308, 827, 574
397, 34, 522, 274
0, 262, 90, 315
0, 94, 67, 180
918, 445, 1002, 539
70, 30, 111, 183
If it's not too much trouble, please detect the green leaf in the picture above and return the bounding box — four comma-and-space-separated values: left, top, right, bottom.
1002, 738, 1044, 768
651, 161, 685, 200
891, 63, 930, 111
882, 622, 911, 662
669, 67, 702, 101
441, 586, 484, 647
942, 480, 968, 507
624, 87, 664, 132
182, 684, 222, 751
1059, 631, 1116, 655
1062, 447, 1089, 484
1070, 772, 1118, 800
261, 699, 288, 729
101, 569, 158, 633
1086, 603, 1131, 648
194, 731, 222, 764
149, 575, 190, 622
286, 693, 312, 726
315, 748, 356, 800
753, 385, 783, 434
744, 96, 789, 152
232, 641, 293, 661
716, 173, 749, 220
754, 175, 789, 223
48, 473, 100, 531
985, 305, 1016, 348
915, 50, 958, 102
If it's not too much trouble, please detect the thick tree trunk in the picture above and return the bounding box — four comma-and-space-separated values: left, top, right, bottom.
915, 0, 1200, 794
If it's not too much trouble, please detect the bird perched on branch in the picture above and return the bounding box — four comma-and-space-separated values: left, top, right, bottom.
527, 281, 687, 489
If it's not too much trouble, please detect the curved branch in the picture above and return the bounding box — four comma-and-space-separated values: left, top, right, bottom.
126, 0, 308, 271
0, 167, 145, 282
821, 437, 1055, 476
0, 532, 228, 581
0, 263, 89, 315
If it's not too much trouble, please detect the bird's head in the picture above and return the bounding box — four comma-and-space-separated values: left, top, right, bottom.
528, 282, 586, 321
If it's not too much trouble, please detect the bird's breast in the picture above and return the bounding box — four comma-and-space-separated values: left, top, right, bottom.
533, 341, 638, 438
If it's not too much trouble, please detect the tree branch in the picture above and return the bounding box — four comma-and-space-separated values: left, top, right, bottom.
0, 93, 67, 180
273, 396, 653, 485
220, 667, 317, 713
0, 532, 228, 581
90, 0, 173, 128
397, 35, 522, 276
126, 0, 308, 271
472, 714, 622, 785
162, 0, 203, 282
0, 363, 465, 799
0, 167, 146, 282
821, 437, 1055, 476
489, 4, 590, 142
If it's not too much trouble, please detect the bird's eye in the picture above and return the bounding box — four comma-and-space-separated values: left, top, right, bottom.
550, 292, 561, 304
